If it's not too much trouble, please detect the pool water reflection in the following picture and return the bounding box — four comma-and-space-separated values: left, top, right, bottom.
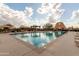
15, 31, 66, 48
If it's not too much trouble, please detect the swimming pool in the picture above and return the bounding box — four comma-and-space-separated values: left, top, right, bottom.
14, 31, 66, 48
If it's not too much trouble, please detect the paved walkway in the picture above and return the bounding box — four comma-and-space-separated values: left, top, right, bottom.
0, 32, 79, 56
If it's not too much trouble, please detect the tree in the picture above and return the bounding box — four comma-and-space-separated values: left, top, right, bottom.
43, 23, 53, 29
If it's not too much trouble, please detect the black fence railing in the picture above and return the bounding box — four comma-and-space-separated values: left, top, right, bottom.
0, 28, 79, 33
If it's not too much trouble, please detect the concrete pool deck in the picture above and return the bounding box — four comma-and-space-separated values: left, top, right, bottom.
0, 32, 79, 56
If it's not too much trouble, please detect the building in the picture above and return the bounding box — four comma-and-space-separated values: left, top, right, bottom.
3, 24, 14, 29
55, 22, 66, 30
0, 24, 15, 32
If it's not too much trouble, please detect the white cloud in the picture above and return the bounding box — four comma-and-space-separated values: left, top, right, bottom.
37, 7, 48, 14
68, 10, 79, 28
0, 3, 65, 27
24, 7, 33, 17
71, 10, 79, 20
0, 3, 33, 28
33, 18, 49, 26
37, 3, 65, 23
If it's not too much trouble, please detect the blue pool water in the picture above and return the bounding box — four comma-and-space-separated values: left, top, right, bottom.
14, 31, 66, 48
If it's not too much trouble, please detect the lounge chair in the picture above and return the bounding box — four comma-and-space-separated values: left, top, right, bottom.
74, 37, 79, 40
75, 40, 79, 47
75, 35, 79, 37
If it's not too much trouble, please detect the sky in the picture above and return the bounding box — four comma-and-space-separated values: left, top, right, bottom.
0, 3, 79, 28
5, 3, 79, 19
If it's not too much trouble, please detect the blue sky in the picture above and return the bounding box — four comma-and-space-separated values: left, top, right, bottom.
6, 3, 46, 20
61, 3, 79, 20
3, 3, 79, 27
5, 3, 79, 20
